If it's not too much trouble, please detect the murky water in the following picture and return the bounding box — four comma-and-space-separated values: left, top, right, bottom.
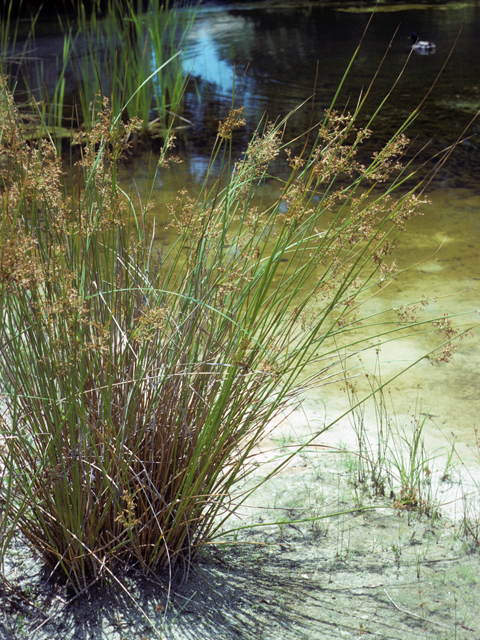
129, 2, 480, 460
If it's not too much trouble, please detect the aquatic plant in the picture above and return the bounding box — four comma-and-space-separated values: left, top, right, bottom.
0, 40, 473, 593
0, 0, 196, 138
73, 0, 197, 133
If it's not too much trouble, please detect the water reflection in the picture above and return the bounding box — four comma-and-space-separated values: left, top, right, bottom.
143, 2, 480, 459
181, 2, 480, 187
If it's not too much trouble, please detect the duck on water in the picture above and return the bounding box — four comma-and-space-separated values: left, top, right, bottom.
411, 32, 436, 54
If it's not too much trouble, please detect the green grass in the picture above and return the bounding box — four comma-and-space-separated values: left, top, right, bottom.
1, 0, 197, 140
72, 0, 197, 133
0, 29, 478, 596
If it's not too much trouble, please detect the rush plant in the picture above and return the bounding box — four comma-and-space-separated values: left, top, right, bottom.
0, 48, 472, 593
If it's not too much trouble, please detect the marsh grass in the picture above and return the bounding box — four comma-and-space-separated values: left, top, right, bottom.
73, 0, 196, 133
1, 0, 195, 139
0, 34, 476, 594
343, 360, 463, 519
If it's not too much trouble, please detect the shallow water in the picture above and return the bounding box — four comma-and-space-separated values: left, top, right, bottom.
131, 2, 480, 461
13, 1, 480, 459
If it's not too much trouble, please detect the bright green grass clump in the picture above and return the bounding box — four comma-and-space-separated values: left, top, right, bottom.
0, 37, 469, 592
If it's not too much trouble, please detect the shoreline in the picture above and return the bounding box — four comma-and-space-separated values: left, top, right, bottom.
2, 412, 479, 639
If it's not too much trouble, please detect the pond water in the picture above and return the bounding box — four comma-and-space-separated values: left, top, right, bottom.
133, 1, 480, 462
11, 2, 480, 462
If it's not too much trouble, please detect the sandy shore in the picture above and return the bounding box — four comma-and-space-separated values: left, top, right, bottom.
1, 407, 480, 640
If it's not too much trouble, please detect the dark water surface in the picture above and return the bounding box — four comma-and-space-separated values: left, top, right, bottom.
133, 1, 480, 459
179, 2, 480, 183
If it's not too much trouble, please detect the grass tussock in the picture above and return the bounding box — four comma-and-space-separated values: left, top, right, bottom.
0, 59, 471, 593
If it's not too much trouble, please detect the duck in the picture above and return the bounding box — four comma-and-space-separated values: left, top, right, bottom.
410, 32, 436, 54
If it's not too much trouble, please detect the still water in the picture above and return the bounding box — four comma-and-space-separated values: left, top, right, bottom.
131, 1, 480, 460
11, 1, 479, 459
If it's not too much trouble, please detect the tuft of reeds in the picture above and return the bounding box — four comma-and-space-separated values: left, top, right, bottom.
0, 49, 474, 592
73, 0, 197, 134
341, 350, 468, 523
1, 0, 196, 139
